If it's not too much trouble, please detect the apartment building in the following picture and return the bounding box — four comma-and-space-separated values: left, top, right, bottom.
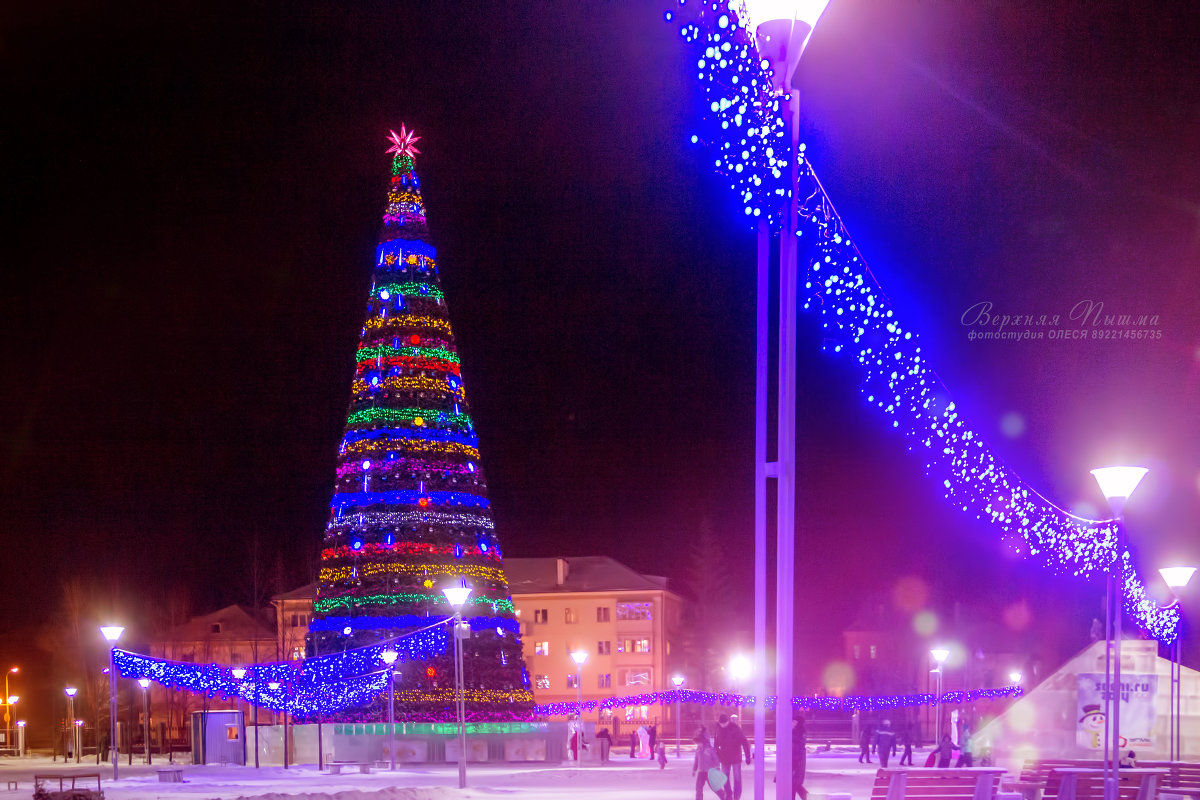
506, 557, 683, 733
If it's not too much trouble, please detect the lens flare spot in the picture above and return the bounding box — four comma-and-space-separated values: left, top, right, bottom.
913, 610, 939, 637
1002, 600, 1032, 632
821, 661, 856, 695
1000, 412, 1025, 438
893, 576, 930, 613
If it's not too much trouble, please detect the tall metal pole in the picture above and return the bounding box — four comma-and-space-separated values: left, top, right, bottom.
253, 672, 260, 768
774, 73, 801, 800
753, 217, 769, 800
576, 667, 584, 768
1111, 530, 1123, 799
67, 695, 75, 762
388, 670, 396, 771
143, 686, 151, 765
1174, 635, 1182, 761
455, 612, 467, 789
676, 692, 683, 759
1103, 578, 1112, 790
109, 650, 118, 780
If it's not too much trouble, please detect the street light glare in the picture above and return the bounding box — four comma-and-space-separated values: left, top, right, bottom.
1009, 671, 1023, 684
1159, 566, 1197, 591
672, 674, 685, 687
65, 687, 77, 697
570, 650, 588, 666
381, 650, 399, 665
729, 654, 752, 681
232, 668, 247, 679
100, 625, 125, 642
442, 581, 472, 609
1090, 466, 1149, 512
138, 678, 150, 689
930, 648, 950, 664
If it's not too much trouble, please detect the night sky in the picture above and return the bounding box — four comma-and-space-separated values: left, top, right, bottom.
4, 0, 1199, 716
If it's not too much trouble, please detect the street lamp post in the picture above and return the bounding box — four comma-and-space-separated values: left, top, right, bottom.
742, 3, 832, 798
100, 625, 124, 780
571, 650, 588, 766
381, 650, 398, 770
137, 679, 151, 765
672, 674, 685, 758
16, 720, 25, 757
443, 581, 472, 790
930, 648, 950, 746
65, 687, 78, 763
1091, 466, 1148, 800
4, 667, 16, 754
1159, 566, 1195, 762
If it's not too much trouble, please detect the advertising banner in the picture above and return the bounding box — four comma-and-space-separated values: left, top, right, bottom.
1076, 673, 1157, 750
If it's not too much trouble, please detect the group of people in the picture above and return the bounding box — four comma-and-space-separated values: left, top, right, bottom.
693, 713, 808, 800
857, 720, 916, 767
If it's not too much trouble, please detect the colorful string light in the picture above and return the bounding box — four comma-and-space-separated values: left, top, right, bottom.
665, 3, 1179, 643
532, 686, 1024, 717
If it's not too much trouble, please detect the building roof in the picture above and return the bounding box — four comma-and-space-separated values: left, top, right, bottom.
164, 604, 275, 642
273, 582, 317, 602
503, 556, 673, 595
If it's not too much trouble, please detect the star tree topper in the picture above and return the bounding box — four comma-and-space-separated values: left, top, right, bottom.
385, 125, 421, 160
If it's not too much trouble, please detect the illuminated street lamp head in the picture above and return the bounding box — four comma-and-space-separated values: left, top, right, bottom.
16, 721, 24, 728
743, 0, 832, 86
74, 720, 83, 727
6, 696, 18, 704
65, 687, 77, 698
570, 650, 588, 667
267, 682, 280, 691
100, 625, 124, 643
1009, 671, 1023, 684
231, 668, 246, 680
8, 667, 17, 674
672, 674, 685, 688
442, 580, 472, 610
137, 679, 150, 689
1160, 566, 1197, 593
1090, 466, 1149, 517
380, 650, 399, 665
728, 654, 752, 681
930, 648, 950, 664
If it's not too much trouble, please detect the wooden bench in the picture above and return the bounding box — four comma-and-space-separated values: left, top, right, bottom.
1043, 767, 1166, 800
327, 761, 372, 775
156, 768, 184, 783
873, 768, 1007, 800
1003, 759, 1108, 800
32, 773, 103, 800
1140, 762, 1200, 800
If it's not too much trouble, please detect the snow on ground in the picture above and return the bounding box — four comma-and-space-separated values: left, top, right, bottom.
0, 749, 891, 800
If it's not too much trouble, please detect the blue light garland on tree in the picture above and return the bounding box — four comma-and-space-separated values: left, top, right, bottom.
533, 686, 1023, 717
665, 0, 1180, 644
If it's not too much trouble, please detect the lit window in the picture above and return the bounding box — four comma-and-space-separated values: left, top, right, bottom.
565, 608, 578, 624
535, 642, 550, 656
616, 602, 653, 621
567, 674, 580, 688
598, 673, 612, 689
853, 645, 861, 660
598, 641, 611, 655
535, 675, 550, 690
869, 645, 877, 659
620, 669, 651, 686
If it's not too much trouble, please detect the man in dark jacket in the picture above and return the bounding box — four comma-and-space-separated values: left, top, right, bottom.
715, 714, 751, 800
875, 720, 897, 768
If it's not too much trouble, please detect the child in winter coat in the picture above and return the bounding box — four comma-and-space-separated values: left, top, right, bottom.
657, 743, 668, 769
693, 729, 722, 799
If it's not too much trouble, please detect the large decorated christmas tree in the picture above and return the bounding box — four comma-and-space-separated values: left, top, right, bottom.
311, 126, 533, 721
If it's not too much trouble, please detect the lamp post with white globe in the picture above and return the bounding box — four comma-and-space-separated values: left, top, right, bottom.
381, 650, 399, 770
443, 581, 472, 789
65, 687, 78, 763
740, 2, 832, 797
1090, 465, 1148, 800
672, 674, 685, 758
100, 626, 124, 779
570, 650, 588, 766
1159, 565, 1195, 761
930, 648, 950, 746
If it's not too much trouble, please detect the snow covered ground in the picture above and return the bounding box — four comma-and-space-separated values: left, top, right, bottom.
0, 750, 887, 800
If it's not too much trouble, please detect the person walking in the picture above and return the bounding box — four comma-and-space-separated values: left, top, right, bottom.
792, 715, 809, 800
649, 722, 658, 754
715, 714, 751, 800
858, 722, 874, 764
876, 720, 897, 768
933, 734, 956, 767
899, 723, 914, 766
657, 742, 668, 769
595, 727, 612, 764
693, 729, 724, 800
629, 730, 638, 758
